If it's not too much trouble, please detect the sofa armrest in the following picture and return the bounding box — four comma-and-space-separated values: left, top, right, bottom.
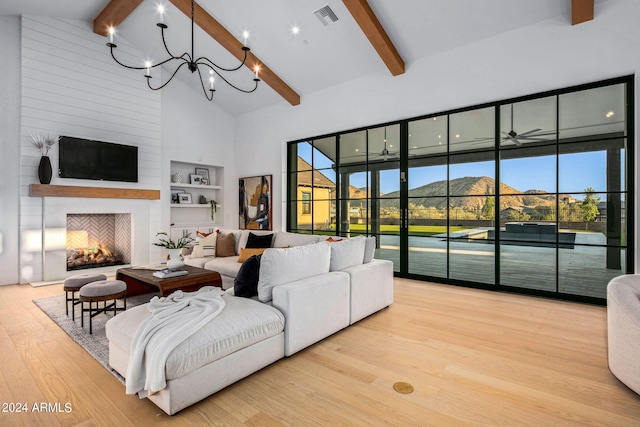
272, 272, 350, 356
342, 259, 394, 324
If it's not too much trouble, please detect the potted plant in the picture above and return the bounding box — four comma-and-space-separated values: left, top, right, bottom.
210, 199, 218, 222
153, 231, 194, 269
30, 133, 59, 184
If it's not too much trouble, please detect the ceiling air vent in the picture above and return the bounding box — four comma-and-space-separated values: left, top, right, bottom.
314, 5, 339, 26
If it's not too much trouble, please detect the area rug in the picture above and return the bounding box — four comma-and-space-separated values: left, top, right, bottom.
33, 293, 156, 383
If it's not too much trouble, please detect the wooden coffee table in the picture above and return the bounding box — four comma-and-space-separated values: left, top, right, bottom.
116, 265, 222, 297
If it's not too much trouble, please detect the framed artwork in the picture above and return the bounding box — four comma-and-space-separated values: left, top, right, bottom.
171, 189, 185, 204
195, 167, 210, 184
178, 193, 192, 204
239, 175, 272, 230
190, 174, 203, 185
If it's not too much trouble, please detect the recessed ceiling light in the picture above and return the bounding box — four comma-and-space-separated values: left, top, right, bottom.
455, 134, 460, 138
355, 148, 359, 152
291, 25, 300, 35
606, 111, 615, 118
412, 145, 417, 149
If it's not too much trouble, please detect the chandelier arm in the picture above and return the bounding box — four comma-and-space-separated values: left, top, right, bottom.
159, 24, 179, 60
109, 44, 187, 71
195, 66, 215, 101
146, 61, 190, 91
194, 47, 249, 73
199, 63, 259, 93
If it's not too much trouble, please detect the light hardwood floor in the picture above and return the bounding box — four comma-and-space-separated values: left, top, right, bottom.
1, 279, 639, 426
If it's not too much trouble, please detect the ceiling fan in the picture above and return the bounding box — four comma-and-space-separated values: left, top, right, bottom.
500, 103, 552, 146
379, 127, 399, 160
472, 104, 553, 147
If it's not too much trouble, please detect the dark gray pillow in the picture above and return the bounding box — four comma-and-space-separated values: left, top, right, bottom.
234, 254, 261, 298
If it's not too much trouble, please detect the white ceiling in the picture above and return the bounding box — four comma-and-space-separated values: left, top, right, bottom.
1, 0, 587, 116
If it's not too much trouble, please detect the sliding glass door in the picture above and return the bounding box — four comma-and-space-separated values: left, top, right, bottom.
287, 76, 633, 304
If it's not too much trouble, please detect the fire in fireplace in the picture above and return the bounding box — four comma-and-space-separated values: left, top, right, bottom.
66, 213, 131, 271
67, 243, 125, 270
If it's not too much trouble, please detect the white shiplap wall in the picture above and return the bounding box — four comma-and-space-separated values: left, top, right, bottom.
20, 16, 162, 282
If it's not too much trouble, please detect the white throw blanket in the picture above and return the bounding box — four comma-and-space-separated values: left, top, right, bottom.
125, 286, 226, 398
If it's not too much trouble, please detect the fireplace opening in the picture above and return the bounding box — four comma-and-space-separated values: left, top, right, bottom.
66, 213, 131, 271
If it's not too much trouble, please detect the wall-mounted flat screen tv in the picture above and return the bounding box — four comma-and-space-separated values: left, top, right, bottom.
58, 136, 138, 183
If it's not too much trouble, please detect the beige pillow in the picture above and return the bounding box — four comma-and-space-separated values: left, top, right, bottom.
237, 247, 267, 263
192, 232, 217, 258
216, 233, 236, 257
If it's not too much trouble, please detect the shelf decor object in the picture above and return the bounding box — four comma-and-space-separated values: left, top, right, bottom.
105, 0, 260, 101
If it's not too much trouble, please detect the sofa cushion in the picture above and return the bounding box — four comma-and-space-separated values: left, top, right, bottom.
203, 256, 242, 278
238, 248, 267, 263
184, 257, 209, 269
192, 232, 217, 258
246, 232, 274, 249
363, 236, 376, 263
216, 232, 236, 257
106, 294, 284, 382
258, 242, 331, 303
329, 236, 366, 271
234, 255, 262, 298
272, 231, 323, 248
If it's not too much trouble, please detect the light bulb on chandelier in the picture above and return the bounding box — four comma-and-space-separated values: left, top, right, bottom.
105, 0, 260, 101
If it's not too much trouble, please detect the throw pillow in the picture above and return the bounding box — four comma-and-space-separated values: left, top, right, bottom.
215, 232, 236, 257
197, 230, 214, 237
234, 255, 262, 298
192, 232, 217, 258
246, 232, 274, 248
238, 247, 267, 263
326, 236, 344, 242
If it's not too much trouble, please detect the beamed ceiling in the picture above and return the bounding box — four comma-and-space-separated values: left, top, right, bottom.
1, 0, 596, 116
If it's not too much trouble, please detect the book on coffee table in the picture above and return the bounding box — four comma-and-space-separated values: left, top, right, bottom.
153, 269, 189, 279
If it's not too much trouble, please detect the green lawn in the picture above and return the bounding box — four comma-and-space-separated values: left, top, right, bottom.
348, 224, 467, 236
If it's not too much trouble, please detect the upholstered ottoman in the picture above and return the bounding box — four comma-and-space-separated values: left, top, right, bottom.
607, 275, 640, 395
79, 279, 127, 334
105, 294, 285, 415
63, 273, 107, 320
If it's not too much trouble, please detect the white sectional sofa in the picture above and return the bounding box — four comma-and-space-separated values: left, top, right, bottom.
105, 230, 393, 415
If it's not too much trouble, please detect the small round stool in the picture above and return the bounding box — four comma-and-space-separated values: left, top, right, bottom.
79, 280, 127, 334
63, 273, 107, 321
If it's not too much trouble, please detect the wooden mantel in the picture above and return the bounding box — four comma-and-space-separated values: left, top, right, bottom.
30, 184, 160, 200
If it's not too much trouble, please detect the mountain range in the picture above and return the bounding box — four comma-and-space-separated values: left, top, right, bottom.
366, 176, 577, 211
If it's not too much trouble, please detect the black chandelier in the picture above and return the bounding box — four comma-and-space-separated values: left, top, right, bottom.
106, 0, 260, 101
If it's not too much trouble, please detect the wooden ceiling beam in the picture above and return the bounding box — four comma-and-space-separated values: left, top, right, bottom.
93, 0, 143, 37
169, 0, 300, 106
342, 0, 404, 76
572, 0, 594, 25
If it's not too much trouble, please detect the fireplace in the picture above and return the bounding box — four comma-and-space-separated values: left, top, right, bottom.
66, 214, 131, 271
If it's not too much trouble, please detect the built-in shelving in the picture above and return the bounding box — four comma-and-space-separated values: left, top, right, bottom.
169, 161, 223, 241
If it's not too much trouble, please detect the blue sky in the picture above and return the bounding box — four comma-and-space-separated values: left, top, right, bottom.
298, 144, 619, 201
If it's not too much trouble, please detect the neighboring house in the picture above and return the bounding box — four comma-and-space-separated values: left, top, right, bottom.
294, 157, 335, 230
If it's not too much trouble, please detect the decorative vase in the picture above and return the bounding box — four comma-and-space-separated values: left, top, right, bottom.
38, 156, 52, 184
166, 248, 184, 270
171, 173, 183, 183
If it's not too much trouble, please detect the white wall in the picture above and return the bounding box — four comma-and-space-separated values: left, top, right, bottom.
19, 16, 162, 283
0, 16, 22, 285
160, 77, 235, 229
234, 0, 640, 270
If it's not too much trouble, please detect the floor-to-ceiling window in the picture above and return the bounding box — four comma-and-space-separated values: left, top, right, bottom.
287, 76, 634, 304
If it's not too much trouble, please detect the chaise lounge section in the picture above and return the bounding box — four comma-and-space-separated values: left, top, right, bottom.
105, 233, 393, 415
